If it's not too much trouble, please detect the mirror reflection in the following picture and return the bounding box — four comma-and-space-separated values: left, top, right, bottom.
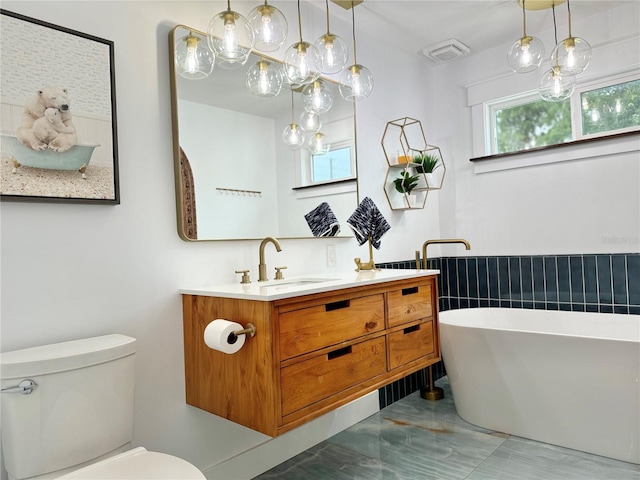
169, 25, 358, 241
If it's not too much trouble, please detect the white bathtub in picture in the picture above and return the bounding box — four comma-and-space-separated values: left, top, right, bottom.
440, 308, 640, 464
1, 133, 99, 178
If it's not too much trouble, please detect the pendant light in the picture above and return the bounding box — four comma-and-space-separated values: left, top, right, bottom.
339, 1, 373, 102
507, 0, 545, 74
307, 132, 330, 155
299, 110, 322, 132
175, 31, 214, 80
283, 0, 321, 87
539, 4, 575, 102
207, 0, 255, 69
283, 89, 306, 148
550, 0, 591, 75
246, 58, 283, 97
314, 0, 349, 74
248, 0, 288, 53
302, 79, 333, 114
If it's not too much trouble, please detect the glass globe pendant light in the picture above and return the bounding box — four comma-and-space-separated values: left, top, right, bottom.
539, 65, 576, 101
207, 0, 255, 69
307, 132, 330, 155
550, 0, 591, 75
302, 80, 333, 114
339, 1, 373, 101
283, 89, 306, 149
507, 0, 545, 74
175, 31, 214, 79
247, 0, 288, 53
314, 0, 349, 75
246, 58, 283, 97
299, 110, 322, 132
283, 0, 322, 87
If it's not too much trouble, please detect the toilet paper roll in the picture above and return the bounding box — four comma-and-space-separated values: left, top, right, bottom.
204, 319, 246, 354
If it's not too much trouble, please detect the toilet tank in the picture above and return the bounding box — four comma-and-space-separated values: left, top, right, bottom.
1, 334, 136, 480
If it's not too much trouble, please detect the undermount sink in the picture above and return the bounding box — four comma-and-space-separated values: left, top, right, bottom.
259, 277, 339, 291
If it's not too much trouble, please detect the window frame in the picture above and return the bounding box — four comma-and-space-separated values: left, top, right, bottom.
483, 70, 640, 157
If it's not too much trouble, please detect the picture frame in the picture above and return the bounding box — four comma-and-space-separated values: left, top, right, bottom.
0, 9, 120, 204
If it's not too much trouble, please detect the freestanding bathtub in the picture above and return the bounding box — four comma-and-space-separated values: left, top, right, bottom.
440, 308, 640, 464
1, 133, 99, 178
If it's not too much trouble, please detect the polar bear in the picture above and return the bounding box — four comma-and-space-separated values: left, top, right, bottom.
32, 108, 76, 148
16, 87, 77, 152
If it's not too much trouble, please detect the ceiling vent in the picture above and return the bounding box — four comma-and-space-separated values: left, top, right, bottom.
422, 39, 471, 64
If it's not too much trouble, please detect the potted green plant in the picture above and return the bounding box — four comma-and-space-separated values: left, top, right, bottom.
393, 170, 420, 194
414, 152, 440, 187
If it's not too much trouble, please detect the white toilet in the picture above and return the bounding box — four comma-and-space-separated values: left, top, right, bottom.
1, 334, 205, 480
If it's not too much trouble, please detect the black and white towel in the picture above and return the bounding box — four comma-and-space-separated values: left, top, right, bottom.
346, 197, 391, 249
304, 202, 341, 237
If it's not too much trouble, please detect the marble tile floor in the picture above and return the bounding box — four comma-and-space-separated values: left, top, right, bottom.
254, 378, 640, 480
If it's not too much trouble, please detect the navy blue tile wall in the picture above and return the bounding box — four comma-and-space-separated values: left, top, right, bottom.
376, 253, 639, 408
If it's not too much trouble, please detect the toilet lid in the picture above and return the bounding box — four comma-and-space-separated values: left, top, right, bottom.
56, 447, 206, 480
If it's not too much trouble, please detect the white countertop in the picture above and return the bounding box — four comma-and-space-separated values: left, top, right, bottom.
180, 268, 439, 301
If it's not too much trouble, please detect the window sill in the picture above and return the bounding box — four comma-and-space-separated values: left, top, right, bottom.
470, 130, 640, 174
293, 178, 357, 199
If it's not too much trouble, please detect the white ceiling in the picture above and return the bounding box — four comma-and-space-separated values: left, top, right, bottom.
330, 0, 636, 63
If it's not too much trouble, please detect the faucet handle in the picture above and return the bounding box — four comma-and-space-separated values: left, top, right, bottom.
274, 266, 287, 280
235, 269, 251, 284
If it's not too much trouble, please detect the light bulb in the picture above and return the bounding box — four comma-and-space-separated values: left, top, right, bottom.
314, 33, 349, 75
507, 36, 545, 74
283, 123, 305, 148
307, 132, 330, 154
339, 64, 373, 101
551, 37, 592, 76
302, 80, 332, 114
207, 9, 254, 69
300, 110, 321, 132
246, 59, 283, 97
176, 33, 214, 80
283, 41, 321, 86
539, 66, 576, 102
248, 3, 287, 52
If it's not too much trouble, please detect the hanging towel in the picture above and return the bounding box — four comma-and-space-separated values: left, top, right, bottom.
347, 197, 391, 249
305, 202, 341, 237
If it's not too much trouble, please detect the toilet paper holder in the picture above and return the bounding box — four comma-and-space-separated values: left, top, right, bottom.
227, 323, 256, 344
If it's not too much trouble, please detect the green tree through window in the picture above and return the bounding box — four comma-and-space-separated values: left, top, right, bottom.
581, 79, 640, 136
495, 99, 572, 154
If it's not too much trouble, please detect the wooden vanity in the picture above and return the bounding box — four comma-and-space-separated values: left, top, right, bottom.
181, 270, 439, 437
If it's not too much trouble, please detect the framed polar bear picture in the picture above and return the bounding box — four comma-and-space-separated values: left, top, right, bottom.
0, 9, 119, 204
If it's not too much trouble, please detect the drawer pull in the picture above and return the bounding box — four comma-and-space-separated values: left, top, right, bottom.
402, 286, 419, 296
403, 324, 420, 334
326, 300, 350, 311
327, 346, 352, 360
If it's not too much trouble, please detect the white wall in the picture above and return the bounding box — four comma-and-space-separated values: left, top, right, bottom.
0, 2, 436, 480
431, 2, 640, 257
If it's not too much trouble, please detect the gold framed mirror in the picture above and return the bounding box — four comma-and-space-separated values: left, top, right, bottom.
169, 25, 359, 241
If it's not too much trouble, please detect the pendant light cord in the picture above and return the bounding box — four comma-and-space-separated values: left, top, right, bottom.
566, 0, 573, 38
227, 0, 231, 12
522, 0, 527, 37
290, 89, 295, 124
351, 1, 357, 64
297, 0, 303, 43
325, 0, 331, 34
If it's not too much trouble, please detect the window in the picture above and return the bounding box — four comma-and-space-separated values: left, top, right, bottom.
311, 145, 353, 183
485, 74, 640, 156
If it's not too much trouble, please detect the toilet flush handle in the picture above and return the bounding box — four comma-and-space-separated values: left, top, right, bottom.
1, 379, 38, 395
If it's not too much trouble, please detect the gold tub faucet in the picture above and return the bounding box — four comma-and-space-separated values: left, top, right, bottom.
258, 237, 282, 282
419, 238, 471, 269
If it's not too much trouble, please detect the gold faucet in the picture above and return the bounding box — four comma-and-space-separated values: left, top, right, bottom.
419, 238, 471, 269
258, 237, 282, 282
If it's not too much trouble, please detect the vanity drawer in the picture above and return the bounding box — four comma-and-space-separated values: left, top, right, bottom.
281, 336, 387, 416
387, 283, 433, 327
279, 294, 384, 360
387, 320, 434, 370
